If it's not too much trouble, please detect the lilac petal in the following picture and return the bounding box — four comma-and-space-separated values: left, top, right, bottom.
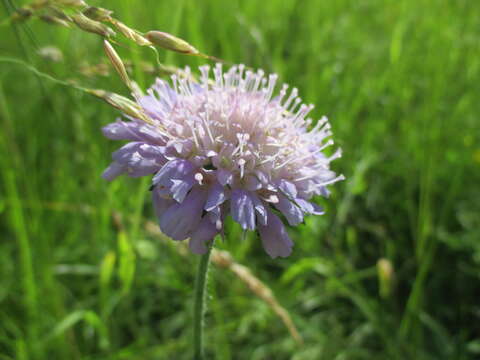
189, 218, 218, 254
319, 187, 330, 198
159, 188, 206, 240
137, 143, 165, 158
169, 139, 194, 157
112, 142, 142, 161
170, 177, 195, 203
137, 95, 165, 120
137, 126, 167, 144
259, 210, 293, 258
245, 175, 262, 191
137, 81, 178, 120
207, 206, 222, 226
127, 159, 161, 177
191, 155, 208, 167
152, 159, 195, 188
162, 145, 179, 160
295, 198, 324, 215
102, 121, 143, 141
112, 142, 163, 162
124, 156, 162, 177
205, 183, 227, 211
231, 189, 255, 230
110, 142, 164, 177
149, 80, 178, 108
254, 170, 268, 184
278, 179, 298, 199
274, 195, 304, 226
217, 168, 233, 186
152, 189, 174, 218
103, 120, 165, 143
102, 161, 125, 181
250, 192, 267, 226
311, 202, 325, 215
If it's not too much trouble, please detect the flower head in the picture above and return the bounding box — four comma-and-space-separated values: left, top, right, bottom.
102, 64, 344, 258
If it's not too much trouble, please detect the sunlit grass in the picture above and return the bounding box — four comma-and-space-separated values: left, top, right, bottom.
1, 0, 479, 359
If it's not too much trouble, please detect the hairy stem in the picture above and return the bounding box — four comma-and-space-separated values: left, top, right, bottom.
193, 246, 212, 360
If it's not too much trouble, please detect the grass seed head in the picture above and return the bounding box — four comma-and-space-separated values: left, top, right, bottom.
53, 0, 87, 8
30, 0, 50, 10
71, 13, 116, 38
39, 14, 71, 27
111, 20, 152, 46
145, 31, 199, 55
47, 7, 72, 21
103, 40, 131, 88
87, 89, 152, 124
83, 6, 113, 21
11, 7, 33, 22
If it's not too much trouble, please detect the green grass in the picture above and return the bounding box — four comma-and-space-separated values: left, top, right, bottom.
1, 0, 480, 359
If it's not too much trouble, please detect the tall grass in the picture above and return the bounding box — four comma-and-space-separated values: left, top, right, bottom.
1, 0, 479, 359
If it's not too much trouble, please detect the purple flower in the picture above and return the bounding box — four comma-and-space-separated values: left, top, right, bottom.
102, 64, 344, 258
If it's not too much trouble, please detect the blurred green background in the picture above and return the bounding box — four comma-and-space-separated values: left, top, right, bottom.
1, 0, 480, 359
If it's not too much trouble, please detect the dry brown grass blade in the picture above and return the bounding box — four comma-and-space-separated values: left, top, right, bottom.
144, 220, 304, 346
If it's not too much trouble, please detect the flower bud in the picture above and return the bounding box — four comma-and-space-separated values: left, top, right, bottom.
145, 31, 199, 55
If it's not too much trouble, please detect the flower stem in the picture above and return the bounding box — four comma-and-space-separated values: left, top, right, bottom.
193, 246, 212, 360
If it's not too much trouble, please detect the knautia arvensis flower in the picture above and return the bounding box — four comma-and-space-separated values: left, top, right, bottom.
102, 64, 344, 258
